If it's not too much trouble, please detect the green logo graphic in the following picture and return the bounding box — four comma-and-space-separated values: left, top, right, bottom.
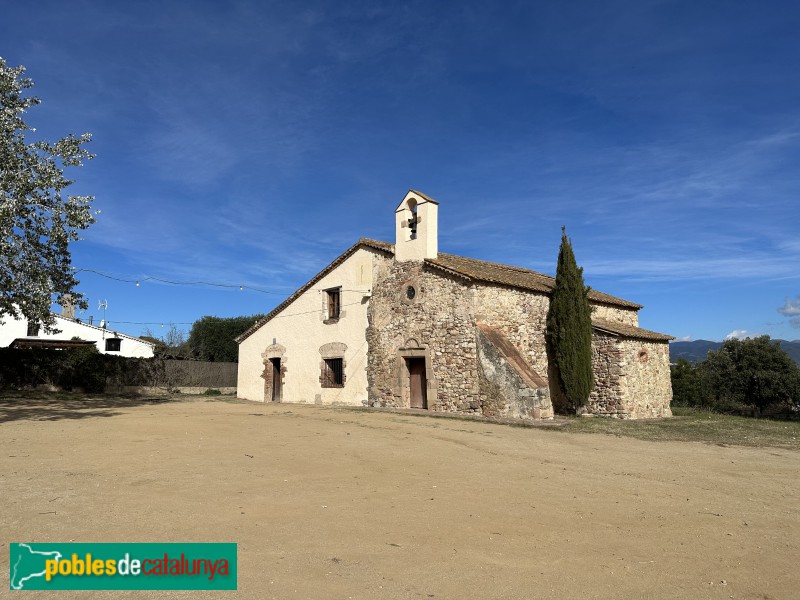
10, 543, 237, 590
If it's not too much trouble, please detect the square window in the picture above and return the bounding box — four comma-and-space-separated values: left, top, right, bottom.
322, 358, 344, 387
326, 288, 341, 321
105, 338, 122, 352
26, 321, 40, 337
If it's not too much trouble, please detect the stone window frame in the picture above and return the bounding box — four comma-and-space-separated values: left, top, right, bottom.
395, 339, 438, 409
399, 278, 423, 306
323, 286, 343, 324
637, 348, 649, 363
319, 342, 347, 389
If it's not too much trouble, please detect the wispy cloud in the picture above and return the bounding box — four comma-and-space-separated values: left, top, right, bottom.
583, 254, 800, 282
778, 295, 800, 329
778, 295, 800, 316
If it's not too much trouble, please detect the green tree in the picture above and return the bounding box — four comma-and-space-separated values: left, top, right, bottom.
546, 227, 594, 411
0, 58, 94, 330
670, 358, 708, 407
704, 336, 800, 414
187, 314, 265, 362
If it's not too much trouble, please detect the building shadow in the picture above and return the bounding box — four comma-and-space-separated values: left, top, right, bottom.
0, 391, 176, 423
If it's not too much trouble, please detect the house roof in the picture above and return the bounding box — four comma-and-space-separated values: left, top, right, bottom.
591, 317, 675, 342
235, 239, 394, 343
10, 338, 98, 350
236, 238, 646, 343
50, 313, 156, 346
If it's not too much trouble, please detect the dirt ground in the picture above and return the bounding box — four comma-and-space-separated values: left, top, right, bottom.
1, 395, 798, 599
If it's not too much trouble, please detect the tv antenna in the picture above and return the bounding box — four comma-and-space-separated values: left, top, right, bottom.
98, 299, 108, 328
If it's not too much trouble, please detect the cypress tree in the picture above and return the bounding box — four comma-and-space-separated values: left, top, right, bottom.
547, 227, 594, 411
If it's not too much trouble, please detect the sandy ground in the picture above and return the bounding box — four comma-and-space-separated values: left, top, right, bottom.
1, 396, 798, 599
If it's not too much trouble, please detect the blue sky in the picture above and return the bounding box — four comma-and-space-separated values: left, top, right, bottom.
3, 0, 800, 342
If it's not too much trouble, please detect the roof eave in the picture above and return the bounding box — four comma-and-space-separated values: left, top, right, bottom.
235, 239, 393, 344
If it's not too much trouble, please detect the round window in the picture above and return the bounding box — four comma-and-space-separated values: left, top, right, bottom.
406, 286, 416, 300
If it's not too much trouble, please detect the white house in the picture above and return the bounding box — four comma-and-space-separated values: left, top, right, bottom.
0, 309, 155, 358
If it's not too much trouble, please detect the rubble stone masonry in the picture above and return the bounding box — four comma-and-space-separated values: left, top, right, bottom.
367, 260, 481, 412
367, 258, 672, 419
587, 333, 672, 418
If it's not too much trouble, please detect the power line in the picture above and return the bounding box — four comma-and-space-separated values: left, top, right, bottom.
75, 267, 371, 296
75, 268, 283, 295
107, 320, 194, 326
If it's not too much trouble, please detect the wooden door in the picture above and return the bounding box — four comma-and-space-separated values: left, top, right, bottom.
408, 358, 427, 409
270, 358, 282, 402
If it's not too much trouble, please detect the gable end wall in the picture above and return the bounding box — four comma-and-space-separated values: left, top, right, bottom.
236, 248, 379, 404
367, 260, 481, 412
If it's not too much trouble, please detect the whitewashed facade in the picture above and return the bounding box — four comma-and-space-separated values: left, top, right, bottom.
0, 312, 155, 358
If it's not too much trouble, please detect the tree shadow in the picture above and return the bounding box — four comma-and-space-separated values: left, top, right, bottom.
0, 390, 177, 423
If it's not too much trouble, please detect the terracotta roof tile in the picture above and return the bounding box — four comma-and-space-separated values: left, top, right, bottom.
591, 317, 674, 342
427, 253, 642, 309
236, 238, 650, 344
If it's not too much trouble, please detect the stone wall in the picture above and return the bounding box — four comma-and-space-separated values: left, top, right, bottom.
586, 331, 629, 417
473, 286, 550, 378
366, 258, 669, 420
621, 339, 673, 418
590, 303, 639, 326
367, 261, 481, 412
586, 332, 672, 418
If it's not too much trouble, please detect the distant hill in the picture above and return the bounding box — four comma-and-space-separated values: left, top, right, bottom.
670, 339, 800, 365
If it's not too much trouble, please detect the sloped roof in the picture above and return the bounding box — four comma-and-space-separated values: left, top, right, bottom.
476, 323, 548, 387
592, 317, 674, 342
427, 252, 642, 309
235, 239, 394, 343
408, 189, 439, 205
51, 313, 156, 346
10, 338, 97, 350
236, 237, 646, 343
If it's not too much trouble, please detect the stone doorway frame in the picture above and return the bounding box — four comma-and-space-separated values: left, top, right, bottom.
261, 343, 287, 402
395, 339, 437, 409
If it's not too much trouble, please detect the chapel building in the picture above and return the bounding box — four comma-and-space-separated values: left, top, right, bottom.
236, 191, 673, 419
